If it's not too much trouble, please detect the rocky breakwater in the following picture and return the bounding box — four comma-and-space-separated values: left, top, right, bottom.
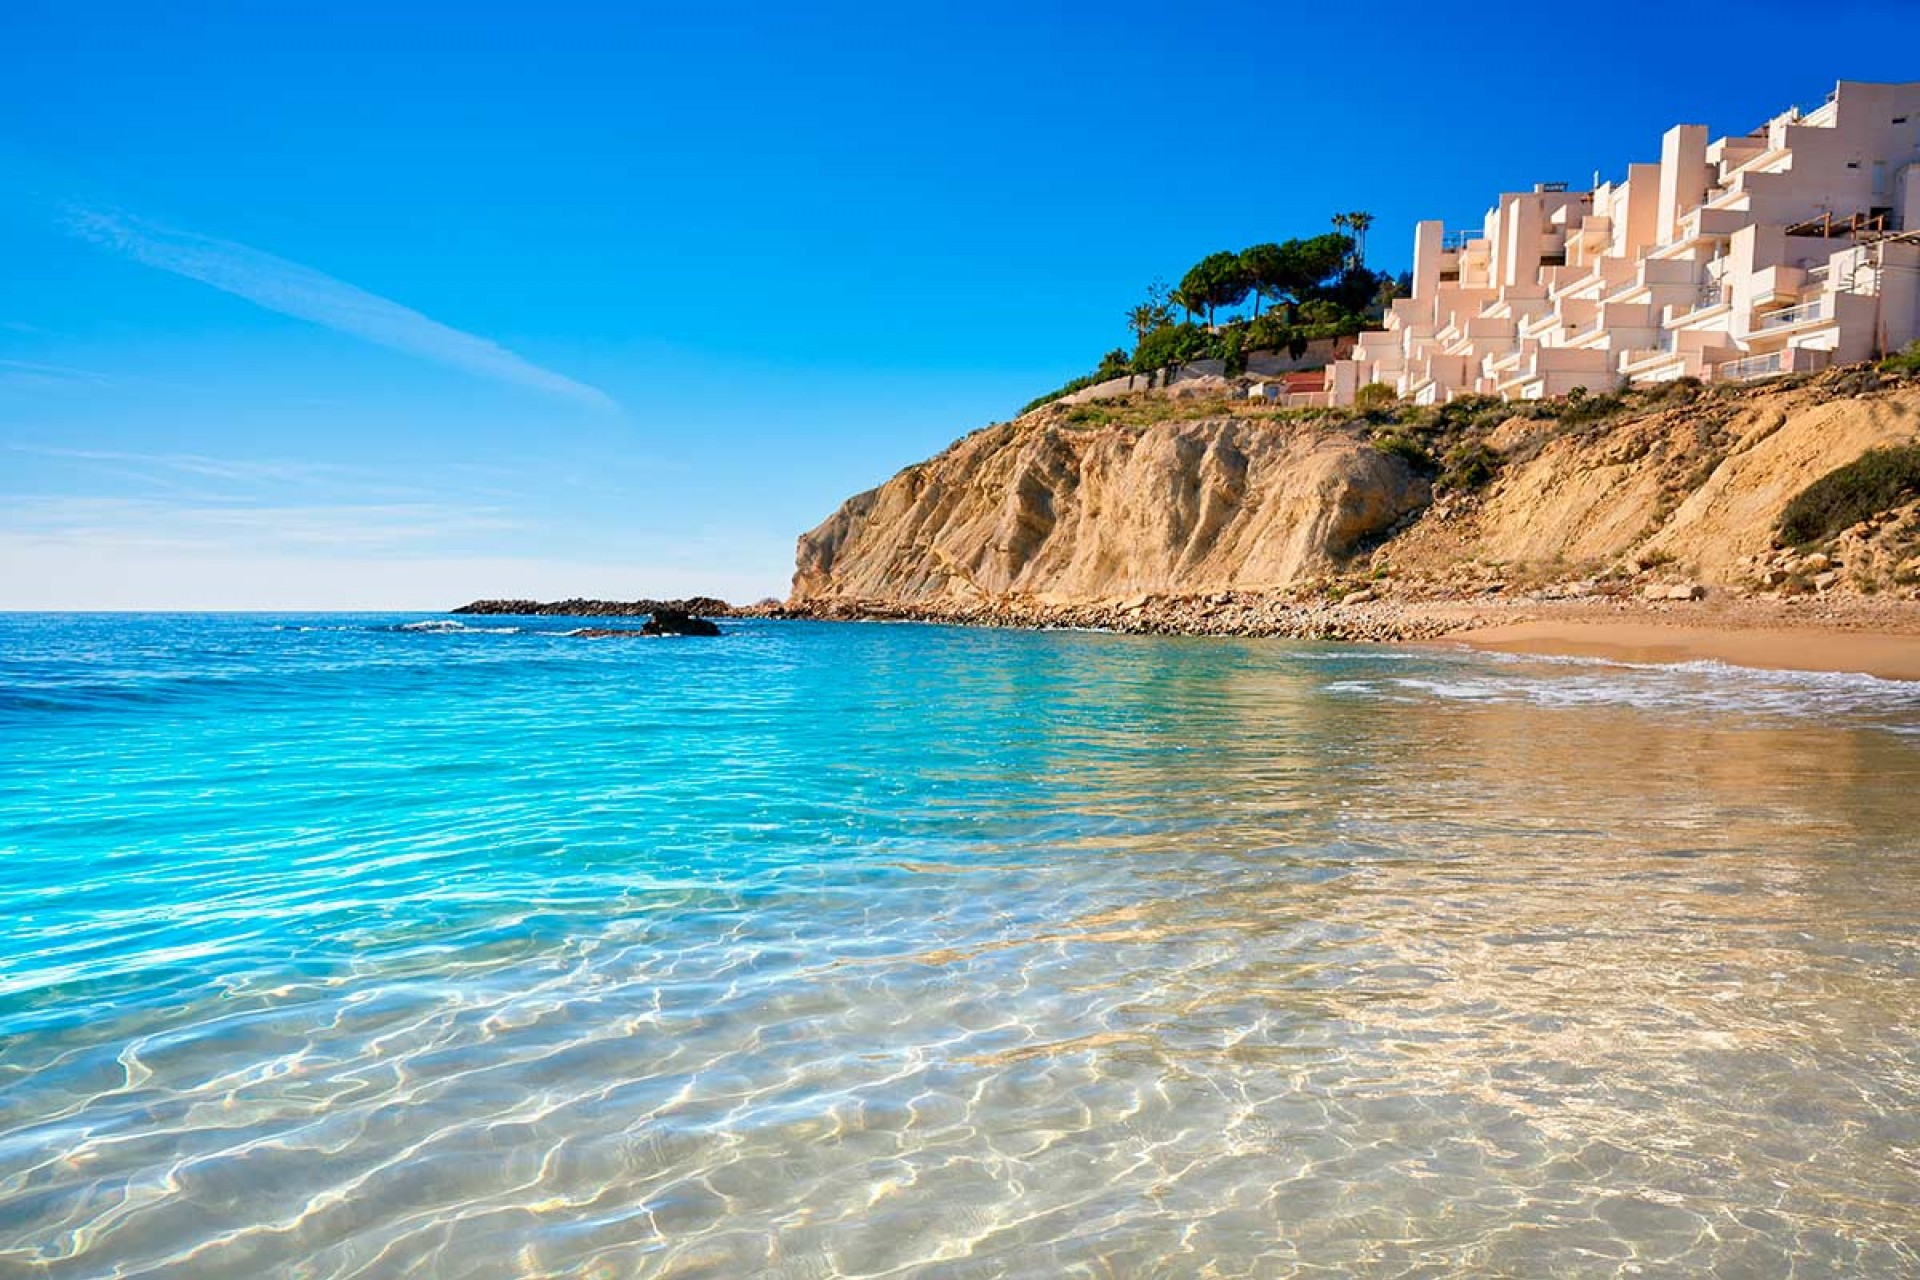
792, 413, 1429, 609
454, 596, 743, 617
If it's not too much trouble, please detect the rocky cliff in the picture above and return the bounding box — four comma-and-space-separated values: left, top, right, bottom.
792, 369, 1920, 610
794, 417, 1428, 604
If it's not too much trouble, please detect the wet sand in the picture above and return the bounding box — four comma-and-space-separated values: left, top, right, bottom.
1447, 618, 1920, 682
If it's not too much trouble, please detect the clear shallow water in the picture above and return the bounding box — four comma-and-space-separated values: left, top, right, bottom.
2, 613, 1918, 1279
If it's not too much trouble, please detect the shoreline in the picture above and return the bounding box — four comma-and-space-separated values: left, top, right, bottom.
1438, 617, 1920, 682
779, 592, 1920, 681
446, 591, 1919, 681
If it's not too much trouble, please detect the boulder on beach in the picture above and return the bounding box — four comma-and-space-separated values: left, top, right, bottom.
640, 609, 722, 637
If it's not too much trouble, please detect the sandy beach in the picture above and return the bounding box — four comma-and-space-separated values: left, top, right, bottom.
1442, 612, 1920, 682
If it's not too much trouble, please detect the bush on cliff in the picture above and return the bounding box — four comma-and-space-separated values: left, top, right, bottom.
1373, 432, 1436, 473
1440, 441, 1502, 491
1778, 444, 1920, 546
1130, 323, 1213, 376
1352, 382, 1398, 413
1555, 385, 1628, 427
1880, 341, 1920, 376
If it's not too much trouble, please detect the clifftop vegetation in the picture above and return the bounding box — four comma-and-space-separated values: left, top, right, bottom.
1023, 212, 1405, 413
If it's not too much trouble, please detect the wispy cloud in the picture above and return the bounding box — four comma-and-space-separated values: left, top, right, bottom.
11, 442, 360, 488
3, 494, 524, 553
0, 358, 114, 391
0, 495, 790, 609
61, 205, 615, 409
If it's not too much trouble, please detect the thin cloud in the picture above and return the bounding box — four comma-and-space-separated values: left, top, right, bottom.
61, 205, 615, 410
0, 358, 114, 390
3, 494, 525, 553
11, 442, 357, 487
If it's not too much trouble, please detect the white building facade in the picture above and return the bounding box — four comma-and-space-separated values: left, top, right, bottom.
1326, 80, 1920, 405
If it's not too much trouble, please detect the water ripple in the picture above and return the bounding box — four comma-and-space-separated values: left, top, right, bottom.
1, 614, 1917, 1276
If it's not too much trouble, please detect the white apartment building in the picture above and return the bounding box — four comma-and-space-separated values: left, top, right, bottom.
1326, 80, 1920, 405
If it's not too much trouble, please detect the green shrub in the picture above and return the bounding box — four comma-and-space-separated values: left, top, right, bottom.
1555, 386, 1627, 426
1353, 382, 1398, 412
1879, 341, 1920, 375
1639, 375, 1706, 406
1245, 311, 1293, 352
1440, 440, 1502, 491
1129, 322, 1214, 376
1778, 444, 1920, 546
1436, 393, 1509, 434
1065, 403, 1118, 426
1221, 327, 1247, 377
1373, 432, 1436, 473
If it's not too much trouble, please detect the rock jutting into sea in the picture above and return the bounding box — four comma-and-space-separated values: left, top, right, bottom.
640, 609, 722, 637
453, 596, 748, 617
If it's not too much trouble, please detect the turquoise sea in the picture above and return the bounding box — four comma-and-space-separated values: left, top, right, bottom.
2, 612, 1918, 1278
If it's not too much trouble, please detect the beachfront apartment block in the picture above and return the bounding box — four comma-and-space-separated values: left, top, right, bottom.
1324, 80, 1920, 406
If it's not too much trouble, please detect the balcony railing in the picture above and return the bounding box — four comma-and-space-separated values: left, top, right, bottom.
1755, 299, 1827, 330
1717, 351, 1784, 381
1683, 284, 1727, 315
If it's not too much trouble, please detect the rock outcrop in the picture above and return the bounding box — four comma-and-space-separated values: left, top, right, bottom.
454, 597, 738, 617
793, 418, 1428, 606
640, 610, 722, 637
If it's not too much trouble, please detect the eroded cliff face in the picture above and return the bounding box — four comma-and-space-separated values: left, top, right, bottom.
792, 418, 1429, 604
1385, 381, 1920, 587
792, 378, 1920, 608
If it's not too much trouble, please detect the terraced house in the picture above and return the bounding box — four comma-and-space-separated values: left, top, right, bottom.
1327, 80, 1920, 405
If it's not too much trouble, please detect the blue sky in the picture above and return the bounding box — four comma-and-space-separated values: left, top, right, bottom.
4, 1, 1916, 608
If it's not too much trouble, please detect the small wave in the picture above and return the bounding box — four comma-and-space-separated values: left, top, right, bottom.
396, 620, 522, 635
1325, 654, 1920, 733
1496, 649, 1920, 690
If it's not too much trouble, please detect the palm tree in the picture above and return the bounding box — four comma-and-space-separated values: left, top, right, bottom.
1125, 280, 1175, 339
1170, 285, 1199, 326
1346, 212, 1375, 268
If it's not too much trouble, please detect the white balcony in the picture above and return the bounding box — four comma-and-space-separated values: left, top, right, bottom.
1754, 299, 1827, 332
1716, 351, 1784, 381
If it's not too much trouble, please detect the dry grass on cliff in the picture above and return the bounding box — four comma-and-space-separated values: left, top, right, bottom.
1052, 392, 1336, 430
